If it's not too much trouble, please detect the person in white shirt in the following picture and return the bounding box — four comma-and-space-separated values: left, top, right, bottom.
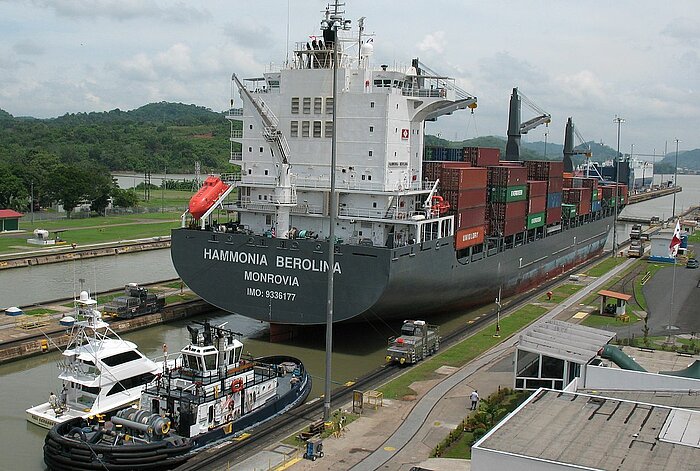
470, 390, 479, 410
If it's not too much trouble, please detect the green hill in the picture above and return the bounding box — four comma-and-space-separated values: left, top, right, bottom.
657, 149, 700, 172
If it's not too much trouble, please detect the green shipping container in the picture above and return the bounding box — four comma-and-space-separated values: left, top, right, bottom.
592, 189, 598, 201
562, 204, 577, 218
490, 185, 528, 203
526, 212, 545, 229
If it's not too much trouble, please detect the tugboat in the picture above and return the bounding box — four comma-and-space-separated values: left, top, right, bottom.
44, 320, 311, 470
26, 290, 161, 429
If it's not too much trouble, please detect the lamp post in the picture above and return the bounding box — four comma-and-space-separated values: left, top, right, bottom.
30, 181, 34, 223
612, 116, 624, 257
672, 139, 679, 219
320, 0, 351, 422
543, 130, 548, 158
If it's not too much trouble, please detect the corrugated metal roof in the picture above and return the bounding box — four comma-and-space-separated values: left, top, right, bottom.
518, 319, 615, 364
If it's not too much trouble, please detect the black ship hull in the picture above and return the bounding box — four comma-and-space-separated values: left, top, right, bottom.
170, 213, 614, 325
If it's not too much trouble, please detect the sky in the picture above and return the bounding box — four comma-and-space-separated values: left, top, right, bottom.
1, 0, 699, 159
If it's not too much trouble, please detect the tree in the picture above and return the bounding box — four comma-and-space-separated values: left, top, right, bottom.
0, 164, 28, 210
112, 188, 139, 208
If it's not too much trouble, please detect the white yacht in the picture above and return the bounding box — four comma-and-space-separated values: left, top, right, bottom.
26, 290, 161, 429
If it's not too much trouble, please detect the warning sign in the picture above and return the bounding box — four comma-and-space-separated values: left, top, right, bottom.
401, 128, 409, 139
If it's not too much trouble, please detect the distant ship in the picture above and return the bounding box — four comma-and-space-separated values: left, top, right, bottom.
170, 1, 626, 327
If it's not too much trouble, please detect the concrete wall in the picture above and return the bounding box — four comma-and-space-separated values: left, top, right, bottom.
583, 364, 700, 391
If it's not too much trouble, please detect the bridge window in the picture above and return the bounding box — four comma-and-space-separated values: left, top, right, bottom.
370, 101, 375, 108
290, 121, 299, 137
314, 97, 322, 114
325, 97, 333, 114
302, 121, 310, 137
324, 121, 333, 138
368, 150, 373, 157
303, 97, 311, 114
369, 126, 374, 133
313, 121, 322, 138
291, 97, 299, 114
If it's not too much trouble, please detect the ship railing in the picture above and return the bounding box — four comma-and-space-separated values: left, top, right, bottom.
221, 173, 242, 183
229, 152, 243, 163
230, 129, 243, 139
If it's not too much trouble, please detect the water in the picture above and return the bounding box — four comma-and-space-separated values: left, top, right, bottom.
0, 174, 698, 470
0, 250, 177, 308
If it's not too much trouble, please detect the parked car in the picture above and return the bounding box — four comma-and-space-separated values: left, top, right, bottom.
687, 258, 699, 269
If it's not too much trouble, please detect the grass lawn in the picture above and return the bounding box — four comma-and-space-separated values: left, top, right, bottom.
581, 311, 640, 329
24, 307, 60, 316
540, 283, 584, 303
442, 431, 474, 459
378, 304, 547, 400
585, 257, 627, 277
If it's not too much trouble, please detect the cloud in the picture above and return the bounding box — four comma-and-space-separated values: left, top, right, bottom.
661, 17, 700, 45
417, 31, 446, 55
223, 19, 275, 51
31, 0, 208, 23
12, 39, 44, 56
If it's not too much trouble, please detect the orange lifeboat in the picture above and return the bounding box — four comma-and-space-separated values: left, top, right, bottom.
188, 176, 230, 220
431, 195, 451, 215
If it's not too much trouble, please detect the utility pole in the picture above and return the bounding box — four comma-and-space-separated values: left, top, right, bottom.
30, 181, 34, 223
612, 116, 624, 257
161, 167, 167, 213
543, 130, 548, 158
672, 139, 679, 219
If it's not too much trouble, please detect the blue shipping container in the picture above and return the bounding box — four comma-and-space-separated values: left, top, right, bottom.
547, 192, 562, 208
591, 200, 602, 212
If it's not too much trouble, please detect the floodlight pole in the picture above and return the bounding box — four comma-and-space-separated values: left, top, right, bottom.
612, 116, 624, 257
672, 139, 679, 220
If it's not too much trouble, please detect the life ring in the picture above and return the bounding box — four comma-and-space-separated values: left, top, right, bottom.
231, 378, 244, 393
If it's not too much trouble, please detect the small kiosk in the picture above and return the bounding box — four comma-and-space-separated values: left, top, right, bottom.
597, 289, 631, 317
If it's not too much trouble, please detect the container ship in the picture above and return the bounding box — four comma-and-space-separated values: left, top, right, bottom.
170, 1, 626, 327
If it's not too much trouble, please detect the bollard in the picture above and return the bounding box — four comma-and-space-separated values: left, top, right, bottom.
41, 339, 49, 353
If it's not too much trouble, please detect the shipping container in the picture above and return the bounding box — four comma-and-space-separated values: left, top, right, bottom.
487, 165, 528, 186
591, 189, 599, 201
488, 217, 527, 236
422, 161, 442, 181
457, 206, 486, 229
526, 212, 546, 229
547, 192, 562, 208
528, 195, 547, 214
563, 188, 582, 204
424, 146, 463, 162
462, 147, 500, 167
524, 160, 564, 180
488, 200, 528, 220
527, 180, 548, 198
548, 177, 563, 193
546, 206, 562, 225
561, 204, 577, 219
441, 166, 487, 191
442, 188, 487, 210
490, 185, 528, 203
455, 225, 485, 250
579, 197, 591, 215
571, 177, 598, 189
591, 200, 602, 212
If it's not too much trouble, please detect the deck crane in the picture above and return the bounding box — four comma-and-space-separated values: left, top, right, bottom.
231, 74, 297, 238
504, 87, 551, 161
563, 117, 592, 173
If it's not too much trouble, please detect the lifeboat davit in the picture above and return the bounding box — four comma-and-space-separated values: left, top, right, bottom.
188, 176, 230, 220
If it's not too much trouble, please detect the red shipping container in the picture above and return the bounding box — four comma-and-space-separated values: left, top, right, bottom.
571, 177, 598, 189
527, 180, 547, 197
440, 166, 487, 191
463, 147, 500, 167
487, 165, 528, 187
423, 161, 442, 181
442, 188, 487, 210
548, 177, 563, 193
455, 225, 485, 250
546, 206, 562, 225
488, 217, 526, 236
488, 200, 527, 220
580, 187, 592, 204
563, 188, 582, 203
563, 177, 573, 188
457, 206, 486, 229
579, 197, 591, 215
524, 160, 564, 180
528, 195, 547, 214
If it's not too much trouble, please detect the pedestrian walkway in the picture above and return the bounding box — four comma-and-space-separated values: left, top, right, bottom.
246, 256, 638, 471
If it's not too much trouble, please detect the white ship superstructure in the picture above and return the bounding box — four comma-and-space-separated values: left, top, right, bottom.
223, 6, 476, 249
